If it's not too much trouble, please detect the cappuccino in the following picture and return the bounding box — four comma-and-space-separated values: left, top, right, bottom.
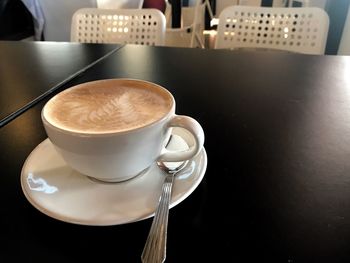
43, 79, 173, 134
42, 78, 204, 182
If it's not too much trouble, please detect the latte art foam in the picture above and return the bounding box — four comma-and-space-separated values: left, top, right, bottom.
43, 79, 173, 133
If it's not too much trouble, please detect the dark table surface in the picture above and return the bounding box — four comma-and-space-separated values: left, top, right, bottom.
0, 41, 121, 127
2, 42, 350, 262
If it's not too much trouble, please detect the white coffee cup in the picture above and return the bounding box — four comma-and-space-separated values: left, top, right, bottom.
41, 78, 204, 182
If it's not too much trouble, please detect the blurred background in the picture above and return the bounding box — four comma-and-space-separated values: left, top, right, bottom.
0, 0, 349, 55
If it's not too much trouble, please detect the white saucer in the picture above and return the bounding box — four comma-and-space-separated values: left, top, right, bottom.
21, 129, 207, 226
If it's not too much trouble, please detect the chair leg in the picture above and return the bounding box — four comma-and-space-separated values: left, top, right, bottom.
195, 32, 205, 48
204, 0, 214, 20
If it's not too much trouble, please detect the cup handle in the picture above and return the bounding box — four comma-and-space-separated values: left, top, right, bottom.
158, 115, 205, 162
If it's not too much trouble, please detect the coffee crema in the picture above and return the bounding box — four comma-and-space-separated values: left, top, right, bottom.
43, 79, 173, 133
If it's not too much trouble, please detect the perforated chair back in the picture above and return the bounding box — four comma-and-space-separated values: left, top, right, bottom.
215, 6, 329, 54
71, 8, 165, 46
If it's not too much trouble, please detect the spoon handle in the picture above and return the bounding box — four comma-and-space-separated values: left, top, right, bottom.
141, 173, 175, 263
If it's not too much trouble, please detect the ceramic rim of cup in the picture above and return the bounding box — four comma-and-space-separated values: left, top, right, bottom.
41, 78, 176, 137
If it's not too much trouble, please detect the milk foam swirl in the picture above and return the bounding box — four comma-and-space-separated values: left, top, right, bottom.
44, 80, 173, 133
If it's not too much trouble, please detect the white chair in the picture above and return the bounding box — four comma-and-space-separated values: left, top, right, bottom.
215, 6, 329, 54
164, 0, 205, 48
71, 8, 166, 46
96, 0, 144, 9
209, 0, 259, 27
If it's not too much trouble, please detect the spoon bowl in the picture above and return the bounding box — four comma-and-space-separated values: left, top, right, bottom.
157, 160, 188, 174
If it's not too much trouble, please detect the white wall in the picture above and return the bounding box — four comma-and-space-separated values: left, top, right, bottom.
239, 0, 261, 6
